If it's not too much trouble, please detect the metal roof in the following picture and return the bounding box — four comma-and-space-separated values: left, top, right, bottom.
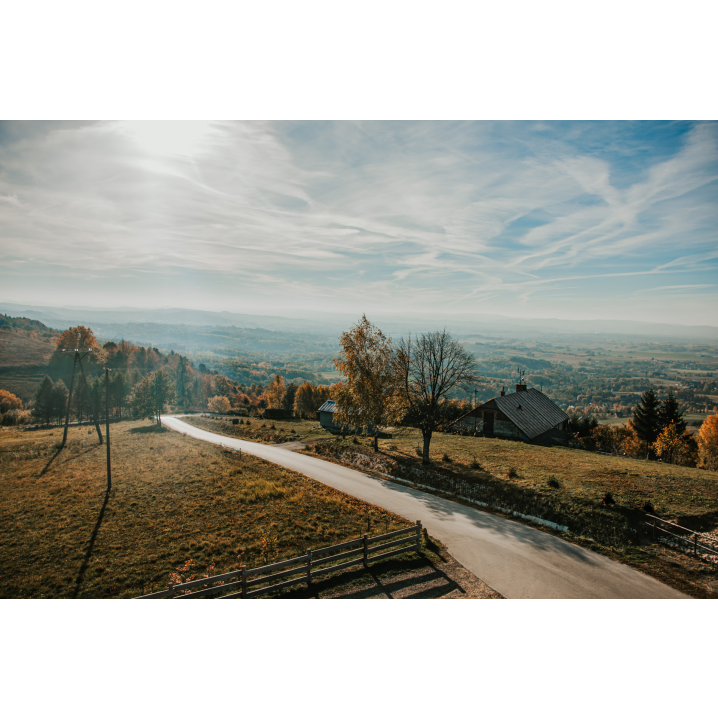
318, 400, 337, 413
488, 388, 569, 440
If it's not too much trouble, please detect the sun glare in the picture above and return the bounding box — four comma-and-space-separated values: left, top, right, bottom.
120, 120, 214, 158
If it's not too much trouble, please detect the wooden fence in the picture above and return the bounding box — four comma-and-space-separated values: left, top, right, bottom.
136, 521, 422, 599
647, 513, 718, 560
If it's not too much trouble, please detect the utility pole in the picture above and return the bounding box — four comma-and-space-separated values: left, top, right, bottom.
105, 367, 112, 491
78, 351, 103, 444
61, 351, 79, 448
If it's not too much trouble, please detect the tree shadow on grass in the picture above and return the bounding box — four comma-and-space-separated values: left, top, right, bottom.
40, 446, 63, 476
130, 425, 169, 434
72, 489, 110, 599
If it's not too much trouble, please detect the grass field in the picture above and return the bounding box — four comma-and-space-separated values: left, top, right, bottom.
0, 420, 415, 598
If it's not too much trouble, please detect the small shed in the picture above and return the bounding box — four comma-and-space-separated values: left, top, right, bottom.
453, 385, 571, 445
317, 400, 339, 430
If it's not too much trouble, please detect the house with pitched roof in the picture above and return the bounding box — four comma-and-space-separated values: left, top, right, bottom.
452, 383, 571, 446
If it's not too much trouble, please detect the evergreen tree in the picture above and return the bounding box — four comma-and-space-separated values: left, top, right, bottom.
51, 379, 69, 425
632, 388, 662, 457
33, 376, 54, 424
660, 391, 686, 434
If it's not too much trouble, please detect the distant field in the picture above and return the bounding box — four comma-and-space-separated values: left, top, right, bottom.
0, 420, 412, 598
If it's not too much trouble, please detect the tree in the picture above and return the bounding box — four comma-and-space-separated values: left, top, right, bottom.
283, 381, 298, 413
55, 325, 101, 353
395, 329, 479, 463
632, 389, 662, 457
51, 379, 69, 425
266, 374, 286, 409
152, 370, 175, 426
208, 395, 231, 413
660, 391, 686, 434
697, 414, 718, 471
294, 382, 316, 418
332, 315, 403, 451
33, 376, 55, 424
0, 390, 22, 413
653, 422, 697, 466
131, 370, 175, 426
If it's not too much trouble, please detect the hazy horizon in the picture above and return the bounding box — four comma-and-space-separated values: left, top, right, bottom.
2, 121, 716, 327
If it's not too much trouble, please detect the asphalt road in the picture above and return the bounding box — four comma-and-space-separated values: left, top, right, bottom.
162, 415, 687, 599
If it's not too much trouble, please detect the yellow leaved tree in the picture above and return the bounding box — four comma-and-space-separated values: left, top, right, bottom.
331, 315, 404, 451
697, 414, 718, 471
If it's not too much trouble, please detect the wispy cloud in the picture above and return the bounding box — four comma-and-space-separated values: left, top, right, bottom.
0, 120, 716, 324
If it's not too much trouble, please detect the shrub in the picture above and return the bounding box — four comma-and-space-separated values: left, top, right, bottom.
643, 501, 655, 513
207, 395, 231, 414
470, 458, 481, 470
547, 475, 560, 489
352, 436, 359, 444
442, 453, 452, 463
602, 492, 615, 506
507, 467, 518, 479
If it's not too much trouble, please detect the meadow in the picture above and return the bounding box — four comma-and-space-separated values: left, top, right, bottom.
0, 419, 415, 598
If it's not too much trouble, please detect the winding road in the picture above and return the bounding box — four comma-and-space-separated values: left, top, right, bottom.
163, 415, 687, 599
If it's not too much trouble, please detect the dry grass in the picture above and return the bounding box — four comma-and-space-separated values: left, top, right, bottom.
0, 420, 411, 598
183, 415, 329, 446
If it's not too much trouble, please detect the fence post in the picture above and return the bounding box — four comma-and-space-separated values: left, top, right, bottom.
306, 550, 312, 587
416, 520, 422, 552
363, 534, 368, 568
241, 565, 247, 598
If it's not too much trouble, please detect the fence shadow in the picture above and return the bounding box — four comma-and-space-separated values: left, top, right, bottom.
71, 489, 110, 599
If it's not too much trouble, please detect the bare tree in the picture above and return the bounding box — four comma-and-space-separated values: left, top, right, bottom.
396, 330, 479, 463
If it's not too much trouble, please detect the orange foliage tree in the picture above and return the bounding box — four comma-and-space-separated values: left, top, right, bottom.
697, 414, 718, 471
0, 389, 22, 413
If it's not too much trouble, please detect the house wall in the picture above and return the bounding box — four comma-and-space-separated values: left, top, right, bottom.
493, 418, 525, 440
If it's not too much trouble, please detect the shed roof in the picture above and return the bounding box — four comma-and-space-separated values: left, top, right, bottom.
318, 400, 337, 413
486, 388, 569, 440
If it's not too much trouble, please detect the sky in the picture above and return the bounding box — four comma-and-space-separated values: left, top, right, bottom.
1, 120, 717, 326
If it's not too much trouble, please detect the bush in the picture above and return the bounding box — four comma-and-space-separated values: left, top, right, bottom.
207, 395, 231, 414
507, 467, 518, 479
643, 501, 655, 514
602, 492, 615, 506
442, 453, 452, 463
470, 458, 481, 470
263, 408, 294, 421
547, 475, 561, 489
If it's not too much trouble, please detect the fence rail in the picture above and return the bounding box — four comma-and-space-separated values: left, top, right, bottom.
136, 521, 422, 599
646, 514, 718, 559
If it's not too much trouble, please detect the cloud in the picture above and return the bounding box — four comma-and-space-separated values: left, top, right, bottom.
0, 120, 716, 324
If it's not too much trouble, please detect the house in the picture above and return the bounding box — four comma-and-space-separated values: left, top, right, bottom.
316, 399, 375, 435
452, 384, 571, 446
317, 399, 340, 430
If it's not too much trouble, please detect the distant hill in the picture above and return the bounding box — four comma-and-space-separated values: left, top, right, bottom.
0, 315, 61, 401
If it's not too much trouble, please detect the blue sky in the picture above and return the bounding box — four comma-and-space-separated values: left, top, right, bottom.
0, 120, 716, 325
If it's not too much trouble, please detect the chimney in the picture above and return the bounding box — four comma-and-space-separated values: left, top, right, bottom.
500, 386, 505, 397
516, 383, 527, 392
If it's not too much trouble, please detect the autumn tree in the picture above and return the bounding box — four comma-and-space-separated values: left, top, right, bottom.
653, 422, 697, 466
697, 414, 718, 471
0, 390, 22, 413
266, 374, 286, 409
54, 325, 104, 364
395, 329, 479, 463
294, 382, 316, 418
332, 315, 403, 451
208, 395, 231, 413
